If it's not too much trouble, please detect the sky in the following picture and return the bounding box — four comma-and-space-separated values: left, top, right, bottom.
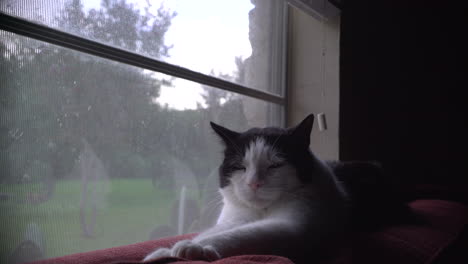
85, 0, 255, 110
1, 0, 255, 110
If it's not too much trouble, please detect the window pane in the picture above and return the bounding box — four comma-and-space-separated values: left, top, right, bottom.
0, 0, 285, 95
0, 30, 282, 262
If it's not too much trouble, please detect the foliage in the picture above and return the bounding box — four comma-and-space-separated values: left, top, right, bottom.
0, 0, 247, 188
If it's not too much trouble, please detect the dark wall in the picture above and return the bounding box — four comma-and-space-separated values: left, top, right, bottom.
339, 0, 467, 187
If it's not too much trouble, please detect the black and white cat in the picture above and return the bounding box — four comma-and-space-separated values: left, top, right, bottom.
144, 114, 348, 263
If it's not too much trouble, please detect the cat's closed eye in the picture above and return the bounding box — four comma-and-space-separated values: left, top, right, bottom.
268, 163, 284, 169
232, 165, 246, 172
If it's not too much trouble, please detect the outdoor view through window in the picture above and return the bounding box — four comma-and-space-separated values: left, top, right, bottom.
0, 0, 286, 263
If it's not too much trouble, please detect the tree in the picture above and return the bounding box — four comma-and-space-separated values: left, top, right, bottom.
3, 0, 180, 240
0, 0, 176, 185
1, 0, 251, 191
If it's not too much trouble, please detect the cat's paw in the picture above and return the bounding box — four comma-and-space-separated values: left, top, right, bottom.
143, 247, 171, 262
171, 240, 221, 261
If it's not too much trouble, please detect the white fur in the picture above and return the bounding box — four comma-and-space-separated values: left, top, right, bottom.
229, 138, 301, 210
144, 138, 346, 263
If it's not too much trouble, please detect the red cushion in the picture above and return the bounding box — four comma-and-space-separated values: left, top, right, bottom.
27, 233, 293, 264
327, 199, 468, 264
28, 199, 468, 264
28, 234, 195, 264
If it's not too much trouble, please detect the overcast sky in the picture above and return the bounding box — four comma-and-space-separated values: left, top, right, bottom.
86, 0, 254, 110
1, 0, 254, 110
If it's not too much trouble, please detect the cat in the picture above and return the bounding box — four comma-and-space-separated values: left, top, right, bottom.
144, 114, 349, 263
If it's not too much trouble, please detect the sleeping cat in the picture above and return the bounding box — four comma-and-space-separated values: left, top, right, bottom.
144, 114, 348, 263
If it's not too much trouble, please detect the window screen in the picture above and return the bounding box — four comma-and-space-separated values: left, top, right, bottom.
0, 0, 286, 263
0, 0, 285, 95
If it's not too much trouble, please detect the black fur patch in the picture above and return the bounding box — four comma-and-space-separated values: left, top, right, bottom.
211, 115, 316, 188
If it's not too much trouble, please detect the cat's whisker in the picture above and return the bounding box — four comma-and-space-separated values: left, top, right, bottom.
270, 133, 283, 152
202, 193, 224, 208
203, 198, 223, 211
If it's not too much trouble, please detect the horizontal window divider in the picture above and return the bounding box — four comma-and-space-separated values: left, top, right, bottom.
0, 12, 285, 106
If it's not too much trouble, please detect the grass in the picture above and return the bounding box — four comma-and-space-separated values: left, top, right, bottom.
0, 178, 183, 263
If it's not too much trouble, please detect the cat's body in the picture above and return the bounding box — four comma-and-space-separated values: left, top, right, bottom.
144, 114, 348, 263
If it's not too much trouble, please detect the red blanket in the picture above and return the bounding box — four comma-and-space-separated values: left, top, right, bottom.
29, 199, 468, 264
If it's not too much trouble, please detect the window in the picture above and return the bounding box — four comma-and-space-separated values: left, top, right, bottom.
0, 0, 340, 262
0, 0, 286, 262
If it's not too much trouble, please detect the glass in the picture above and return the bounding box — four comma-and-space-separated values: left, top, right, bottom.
0, 30, 283, 263
0, 0, 285, 95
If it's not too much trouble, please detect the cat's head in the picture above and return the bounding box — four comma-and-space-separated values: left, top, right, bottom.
211, 114, 316, 209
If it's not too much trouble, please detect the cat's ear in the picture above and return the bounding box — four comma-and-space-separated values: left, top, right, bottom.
289, 114, 314, 147
210, 122, 240, 146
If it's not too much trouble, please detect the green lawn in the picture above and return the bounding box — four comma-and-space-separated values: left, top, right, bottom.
0, 179, 181, 263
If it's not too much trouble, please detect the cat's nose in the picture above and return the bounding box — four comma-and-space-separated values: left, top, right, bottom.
248, 181, 264, 191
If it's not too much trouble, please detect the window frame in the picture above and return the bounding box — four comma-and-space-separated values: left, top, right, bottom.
0, 7, 287, 117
